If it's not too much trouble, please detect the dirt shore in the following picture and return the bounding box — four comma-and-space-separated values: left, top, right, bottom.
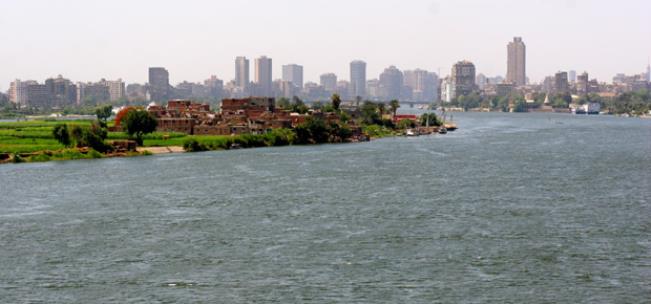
136, 146, 185, 154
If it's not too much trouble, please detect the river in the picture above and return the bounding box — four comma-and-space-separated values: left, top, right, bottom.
1, 113, 650, 303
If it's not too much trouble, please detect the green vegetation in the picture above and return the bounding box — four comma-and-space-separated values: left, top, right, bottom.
389, 99, 400, 117
362, 124, 396, 138
603, 90, 651, 115
420, 113, 443, 127
95, 105, 113, 124
397, 119, 416, 130
123, 109, 158, 145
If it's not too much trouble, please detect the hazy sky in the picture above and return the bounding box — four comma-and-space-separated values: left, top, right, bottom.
1, 0, 650, 90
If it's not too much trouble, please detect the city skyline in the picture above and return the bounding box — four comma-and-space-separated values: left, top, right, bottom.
1, 0, 650, 90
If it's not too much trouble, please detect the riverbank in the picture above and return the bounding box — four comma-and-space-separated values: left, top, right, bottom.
0, 120, 371, 164
0, 117, 458, 164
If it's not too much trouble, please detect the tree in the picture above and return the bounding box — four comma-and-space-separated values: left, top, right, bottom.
85, 122, 110, 152
290, 96, 309, 114
420, 113, 442, 127
361, 101, 381, 125
95, 105, 113, 124
71, 125, 86, 147
389, 99, 400, 117
276, 97, 291, 109
377, 103, 386, 116
123, 109, 158, 145
312, 101, 323, 110
295, 116, 329, 144
397, 119, 416, 130
331, 94, 342, 111
52, 124, 72, 147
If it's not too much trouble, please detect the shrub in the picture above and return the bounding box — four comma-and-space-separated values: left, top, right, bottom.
183, 138, 208, 152
87, 149, 103, 159
29, 153, 51, 162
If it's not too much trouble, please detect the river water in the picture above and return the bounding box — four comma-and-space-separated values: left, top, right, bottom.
1, 113, 650, 303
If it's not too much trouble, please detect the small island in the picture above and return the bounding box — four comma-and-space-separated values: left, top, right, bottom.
0, 96, 454, 164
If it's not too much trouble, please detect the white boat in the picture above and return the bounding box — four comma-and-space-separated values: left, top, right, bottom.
405, 129, 417, 136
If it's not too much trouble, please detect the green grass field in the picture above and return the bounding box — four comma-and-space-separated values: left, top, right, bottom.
0, 120, 211, 154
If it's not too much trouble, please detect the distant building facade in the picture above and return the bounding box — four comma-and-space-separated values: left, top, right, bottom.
403, 69, 438, 102
554, 71, 570, 94
350, 60, 367, 99
379, 66, 403, 101
100, 79, 125, 101
255, 56, 273, 97
506, 37, 526, 86
77, 82, 110, 105
282, 64, 304, 90
576, 72, 589, 95
451, 60, 477, 99
45, 75, 77, 107
235, 56, 250, 93
148, 67, 170, 102
320, 73, 337, 93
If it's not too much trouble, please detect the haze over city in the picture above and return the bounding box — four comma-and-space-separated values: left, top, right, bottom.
1, 0, 650, 89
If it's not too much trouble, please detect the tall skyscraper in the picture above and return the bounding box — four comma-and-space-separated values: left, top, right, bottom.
350, 60, 367, 98
506, 37, 526, 86
255, 56, 272, 97
148, 67, 170, 102
320, 73, 337, 92
647, 62, 650, 82
379, 66, 403, 101
282, 64, 304, 89
235, 56, 250, 90
451, 60, 477, 99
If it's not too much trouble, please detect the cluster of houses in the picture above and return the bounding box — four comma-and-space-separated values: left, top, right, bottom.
141, 98, 355, 136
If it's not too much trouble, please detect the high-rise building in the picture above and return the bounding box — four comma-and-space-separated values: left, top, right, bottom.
350, 60, 367, 98
320, 73, 337, 92
506, 37, 526, 86
26, 83, 51, 107
204, 75, 224, 100
255, 56, 273, 97
77, 82, 110, 105
577, 72, 589, 95
366, 79, 380, 100
100, 79, 125, 101
646, 63, 650, 82
45, 75, 77, 106
336, 80, 350, 100
568, 70, 577, 84
148, 67, 170, 102
282, 64, 303, 90
404, 69, 438, 102
554, 71, 569, 94
8, 79, 33, 106
235, 56, 250, 91
379, 66, 403, 101
451, 60, 477, 99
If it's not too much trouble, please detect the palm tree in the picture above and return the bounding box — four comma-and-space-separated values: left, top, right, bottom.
377, 103, 386, 117
389, 99, 400, 117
